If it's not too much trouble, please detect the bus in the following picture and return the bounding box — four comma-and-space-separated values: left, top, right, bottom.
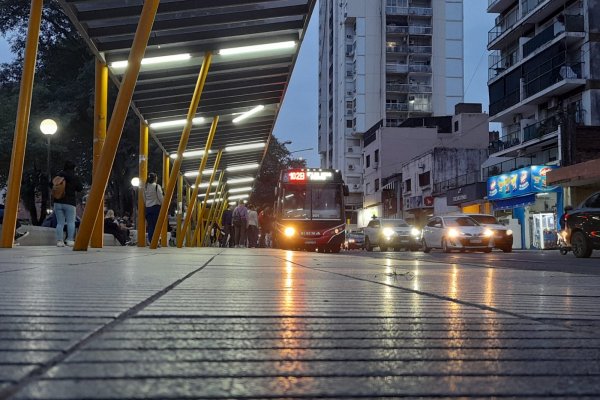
273, 168, 348, 252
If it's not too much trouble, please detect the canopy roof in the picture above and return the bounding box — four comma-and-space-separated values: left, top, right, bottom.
57, 0, 315, 194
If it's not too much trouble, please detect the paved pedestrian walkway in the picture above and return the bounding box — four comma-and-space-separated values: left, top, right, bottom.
1, 247, 599, 398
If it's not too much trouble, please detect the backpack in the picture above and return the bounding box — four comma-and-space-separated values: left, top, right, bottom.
232, 210, 242, 226
51, 176, 66, 200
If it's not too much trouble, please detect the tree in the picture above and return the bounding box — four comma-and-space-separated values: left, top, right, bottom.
250, 138, 307, 208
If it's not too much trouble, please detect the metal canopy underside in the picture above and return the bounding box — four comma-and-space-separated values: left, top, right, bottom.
57, 0, 315, 186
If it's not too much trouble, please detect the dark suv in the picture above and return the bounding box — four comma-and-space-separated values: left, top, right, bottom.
565, 191, 600, 258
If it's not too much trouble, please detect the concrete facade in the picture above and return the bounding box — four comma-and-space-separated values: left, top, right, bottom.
318, 0, 465, 221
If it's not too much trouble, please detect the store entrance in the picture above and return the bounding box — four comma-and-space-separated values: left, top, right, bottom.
531, 213, 557, 249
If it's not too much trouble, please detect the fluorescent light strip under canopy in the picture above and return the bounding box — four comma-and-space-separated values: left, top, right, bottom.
226, 163, 259, 172
233, 105, 264, 124
111, 53, 192, 69
151, 117, 204, 130
228, 186, 252, 194
170, 148, 212, 159
218, 41, 296, 56
190, 182, 218, 189
225, 142, 266, 152
227, 177, 255, 185
229, 194, 250, 200
184, 169, 216, 177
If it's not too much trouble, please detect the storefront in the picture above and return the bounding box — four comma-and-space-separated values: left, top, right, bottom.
447, 182, 489, 214
487, 165, 562, 250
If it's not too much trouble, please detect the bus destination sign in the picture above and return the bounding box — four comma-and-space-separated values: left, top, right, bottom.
287, 170, 333, 183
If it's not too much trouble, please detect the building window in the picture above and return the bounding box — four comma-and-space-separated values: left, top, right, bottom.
346, 119, 353, 128
375, 179, 380, 192
404, 178, 412, 193
419, 171, 431, 187
366, 155, 371, 168
374, 149, 379, 163
454, 121, 459, 132
366, 182, 371, 194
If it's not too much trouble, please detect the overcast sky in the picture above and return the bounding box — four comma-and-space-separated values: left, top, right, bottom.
0, 1, 496, 167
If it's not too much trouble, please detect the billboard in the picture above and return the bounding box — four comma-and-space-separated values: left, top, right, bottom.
487, 165, 559, 201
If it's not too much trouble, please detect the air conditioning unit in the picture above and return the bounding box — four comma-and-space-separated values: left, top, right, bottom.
548, 97, 559, 109
348, 164, 355, 170
352, 184, 360, 189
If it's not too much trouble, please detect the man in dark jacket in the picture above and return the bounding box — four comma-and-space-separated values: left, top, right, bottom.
221, 205, 234, 247
53, 161, 83, 247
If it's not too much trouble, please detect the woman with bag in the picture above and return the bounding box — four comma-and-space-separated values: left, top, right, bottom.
144, 172, 163, 245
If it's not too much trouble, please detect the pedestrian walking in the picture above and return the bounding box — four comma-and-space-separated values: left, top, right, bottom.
232, 202, 248, 247
52, 161, 83, 247
210, 221, 221, 247
247, 204, 259, 248
144, 172, 164, 245
221, 205, 233, 247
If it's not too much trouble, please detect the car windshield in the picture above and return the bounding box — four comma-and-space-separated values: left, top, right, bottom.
444, 217, 479, 227
469, 215, 498, 224
282, 185, 341, 220
382, 220, 409, 227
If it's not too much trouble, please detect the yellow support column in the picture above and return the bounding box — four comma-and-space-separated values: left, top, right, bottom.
178, 142, 221, 248
74, 0, 160, 251
91, 60, 108, 248
150, 52, 213, 249
186, 185, 191, 245
192, 153, 223, 245
1, 0, 43, 248
161, 154, 170, 246
176, 174, 183, 240
137, 122, 148, 247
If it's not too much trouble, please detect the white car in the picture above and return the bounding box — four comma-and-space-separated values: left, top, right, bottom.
465, 214, 514, 253
421, 215, 493, 253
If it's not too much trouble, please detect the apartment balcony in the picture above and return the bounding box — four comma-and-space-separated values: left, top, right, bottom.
386, 102, 409, 112
488, 115, 560, 157
386, 25, 409, 35
409, 25, 432, 35
522, 15, 584, 58
487, 0, 515, 14
408, 64, 432, 73
489, 59, 585, 122
386, 6, 432, 17
386, 63, 409, 74
386, 83, 432, 93
386, 45, 409, 54
409, 45, 432, 55
433, 171, 481, 195
488, 7, 520, 47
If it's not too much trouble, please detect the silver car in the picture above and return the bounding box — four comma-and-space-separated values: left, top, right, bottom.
363, 218, 421, 252
422, 215, 493, 253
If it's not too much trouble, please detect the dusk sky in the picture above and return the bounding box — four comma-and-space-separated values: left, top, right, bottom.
0, 1, 496, 167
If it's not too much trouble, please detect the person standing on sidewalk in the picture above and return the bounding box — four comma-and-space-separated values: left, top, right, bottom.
144, 172, 163, 245
247, 204, 259, 248
232, 202, 248, 247
221, 205, 233, 247
53, 161, 83, 247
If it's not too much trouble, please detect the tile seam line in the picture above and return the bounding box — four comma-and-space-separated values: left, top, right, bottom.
0, 252, 221, 400
278, 256, 598, 335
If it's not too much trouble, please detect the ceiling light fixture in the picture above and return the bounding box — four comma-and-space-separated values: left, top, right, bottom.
218, 41, 296, 56
226, 163, 259, 172
225, 142, 266, 152
170, 148, 212, 159
228, 186, 252, 193
150, 117, 204, 130
226, 177, 255, 185
232, 105, 264, 124
229, 194, 250, 200
184, 169, 216, 177
111, 53, 192, 69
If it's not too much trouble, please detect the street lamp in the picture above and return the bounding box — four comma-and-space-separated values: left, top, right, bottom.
131, 177, 140, 229
40, 119, 57, 180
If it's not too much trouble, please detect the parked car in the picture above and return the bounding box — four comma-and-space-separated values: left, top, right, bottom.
363, 218, 421, 252
564, 191, 600, 258
421, 215, 493, 253
465, 214, 513, 252
344, 230, 365, 250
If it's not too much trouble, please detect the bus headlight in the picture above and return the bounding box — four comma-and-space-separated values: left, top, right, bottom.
506, 229, 513, 236
284, 227, 296, 237
484, 229, 494, 237
411, 228, 421, 237
382, 227, 395, 237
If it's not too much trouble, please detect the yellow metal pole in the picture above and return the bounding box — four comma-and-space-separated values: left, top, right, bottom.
91, 59, 108, 248
178, 143, 221, 248
176, 174, 183, 240
74, 0, 160, 251
202, 172, 225, 246
0, 0, 43, 248
137, 122, 148, 247
160, 154, 170, 246
192, 151, 223, 245
186, 185, 191, 245
150, 52, 213, 249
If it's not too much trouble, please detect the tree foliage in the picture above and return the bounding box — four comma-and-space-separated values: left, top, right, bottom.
250, 138, 306, 208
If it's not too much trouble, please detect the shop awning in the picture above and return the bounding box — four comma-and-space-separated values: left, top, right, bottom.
492, 194, 536, 211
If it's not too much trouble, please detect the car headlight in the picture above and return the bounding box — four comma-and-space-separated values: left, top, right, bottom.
411, 227, 420, 237
447, 228, 459, 238
484, 229, 494, 237
506, 229, 513, 236
382, 227, 395, 237
284, 227, 296, 237
348, 239, 355, 243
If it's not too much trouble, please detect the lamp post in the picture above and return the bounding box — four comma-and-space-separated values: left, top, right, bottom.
131, 177, 140, 229
40, 119, 58, 180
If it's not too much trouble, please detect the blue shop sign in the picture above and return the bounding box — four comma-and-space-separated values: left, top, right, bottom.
487, 165, 559, 201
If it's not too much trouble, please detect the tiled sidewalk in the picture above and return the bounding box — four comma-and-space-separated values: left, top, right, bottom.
1, 248, 599, 399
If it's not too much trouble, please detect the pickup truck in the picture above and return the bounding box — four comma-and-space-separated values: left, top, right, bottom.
363, 218, 421, 252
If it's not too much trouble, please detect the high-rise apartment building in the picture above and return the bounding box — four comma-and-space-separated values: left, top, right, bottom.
486, 0, 600, 249
318, 0, 464, 221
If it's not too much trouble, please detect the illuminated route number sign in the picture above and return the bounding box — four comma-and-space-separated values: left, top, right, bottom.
288, 170, 333, 182
289, 171, 306, 181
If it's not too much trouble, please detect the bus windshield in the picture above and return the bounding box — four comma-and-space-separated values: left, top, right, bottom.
282, 185, 341, 220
